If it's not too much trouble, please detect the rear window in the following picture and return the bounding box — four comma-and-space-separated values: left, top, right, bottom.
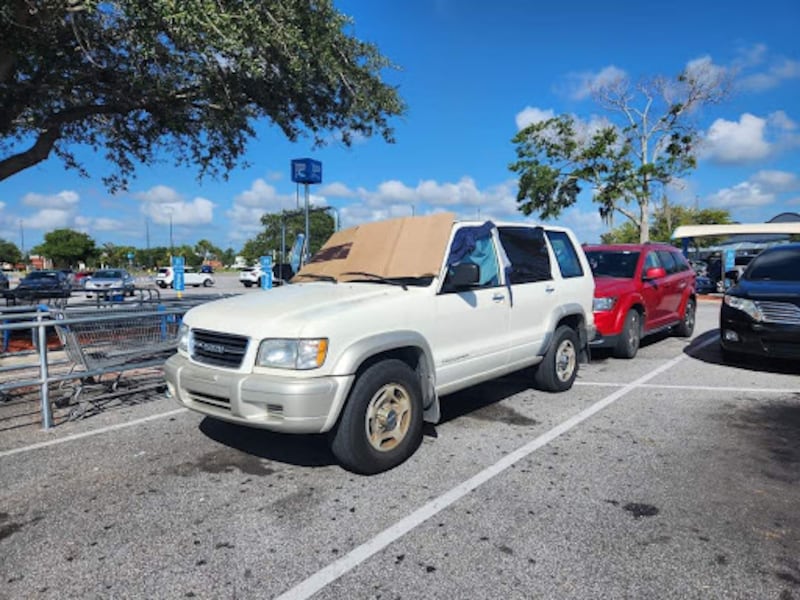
545, 230, 584, 278
745, 248, 800, 281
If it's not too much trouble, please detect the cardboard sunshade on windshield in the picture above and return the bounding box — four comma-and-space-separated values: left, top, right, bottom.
294, 212, 456, 281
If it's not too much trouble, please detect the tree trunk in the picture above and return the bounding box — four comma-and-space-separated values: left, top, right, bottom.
639, 200, 649, 243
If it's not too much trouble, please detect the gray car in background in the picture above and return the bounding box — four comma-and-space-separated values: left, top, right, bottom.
84, 268, 136, 297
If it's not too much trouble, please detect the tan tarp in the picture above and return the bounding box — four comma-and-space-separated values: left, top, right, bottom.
294, 212, 456, 282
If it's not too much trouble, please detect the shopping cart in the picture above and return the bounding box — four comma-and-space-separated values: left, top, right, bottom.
51, 306, 180, 418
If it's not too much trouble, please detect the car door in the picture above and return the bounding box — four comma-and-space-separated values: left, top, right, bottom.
641, 250, 670, 328
497, 225, 555, 368
656, 250, 683, 321
431, 225, 510, 392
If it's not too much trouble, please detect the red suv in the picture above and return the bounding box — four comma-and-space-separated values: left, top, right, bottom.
584, 243, 697, 358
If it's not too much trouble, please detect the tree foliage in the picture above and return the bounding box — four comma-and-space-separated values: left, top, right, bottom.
30, 228, 98, 267
0, 0, 406, 189
601, 204, 733, 245
0, 238, 23, 264
241, 208, 335, 264
510, 66, 729, 242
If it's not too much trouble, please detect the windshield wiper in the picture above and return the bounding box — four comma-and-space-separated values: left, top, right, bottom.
294, 272, 338, 283
341, 271, 409, 290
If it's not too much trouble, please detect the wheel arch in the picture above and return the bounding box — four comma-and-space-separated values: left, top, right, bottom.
332, 331, 439, 424
543, 305, 592, 363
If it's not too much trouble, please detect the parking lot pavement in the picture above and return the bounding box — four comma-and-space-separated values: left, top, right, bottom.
1, 303, 798, 599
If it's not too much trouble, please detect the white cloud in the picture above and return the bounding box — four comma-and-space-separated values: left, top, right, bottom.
22, 190, 80, 209
684, 55, 729, 88
707, 182, 774, 209
515, 106, 555, 130
74, 216, 125, 232
768, 110, 797, 131
702, 113, 770, 163
134, 185, 215, 226
561, 65, 627, 101
319, 182, 355, 198
739, 58, 800, 92
750, 170, 800, 193
28, 208, 74, 230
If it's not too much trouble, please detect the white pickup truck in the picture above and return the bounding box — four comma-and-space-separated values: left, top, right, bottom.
165, 213, 595, 474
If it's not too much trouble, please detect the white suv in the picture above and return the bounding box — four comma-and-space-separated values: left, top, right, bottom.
165, 213, 594, 474
156, 266, 215, 288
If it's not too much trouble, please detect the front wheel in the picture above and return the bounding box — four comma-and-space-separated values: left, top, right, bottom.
674, 298, 696, 337
614, 310, 641, 359
203, 279, 213, 287
534, 325, 579, 392
329, 359, 423, 475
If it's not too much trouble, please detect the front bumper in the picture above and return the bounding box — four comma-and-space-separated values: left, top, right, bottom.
164, 353, 355, 433
720, 306, 800, 359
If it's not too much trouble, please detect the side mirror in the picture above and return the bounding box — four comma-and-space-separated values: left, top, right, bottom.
725, 269, 740, 282
447, 262, 480, 289
643, 266, 666, 280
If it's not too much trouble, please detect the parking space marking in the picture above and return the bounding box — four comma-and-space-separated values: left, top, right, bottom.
275, 337, 717, 600
0, 408, 187, 459
576, 381, 800, 394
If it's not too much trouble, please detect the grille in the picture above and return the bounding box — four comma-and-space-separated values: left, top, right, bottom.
188, 390, 231, 410
756, 300, 800, 325
191, 329, 249, 368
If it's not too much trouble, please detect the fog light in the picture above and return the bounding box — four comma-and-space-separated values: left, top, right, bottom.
722, 329, 740, 342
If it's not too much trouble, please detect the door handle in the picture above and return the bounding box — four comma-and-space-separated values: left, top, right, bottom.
492, 293, 505, 302
545, 286, 555, 293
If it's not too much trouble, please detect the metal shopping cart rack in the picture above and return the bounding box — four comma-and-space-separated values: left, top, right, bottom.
50, 305, 181, 418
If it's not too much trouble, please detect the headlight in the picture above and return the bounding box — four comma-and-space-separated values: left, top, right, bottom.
256, 338, 328, 370
724, 295, 763, 321
593, 296, 617, 311
177, 323, 192, 354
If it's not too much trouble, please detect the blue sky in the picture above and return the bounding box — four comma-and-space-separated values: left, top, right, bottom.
1, 0, 799, 253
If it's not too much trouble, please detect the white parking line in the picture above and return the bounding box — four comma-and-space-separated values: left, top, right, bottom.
0, 408, 187, 459
575, 381, 800, 394
274, 337, 718, 600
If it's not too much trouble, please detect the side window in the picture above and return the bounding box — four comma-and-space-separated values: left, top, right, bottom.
643, 251, 662, 275
545, 230, 584, 278
656, 250, 678, 274
442, 227, 500, 293
498, 226, 552, 284
672, 251, 691, 272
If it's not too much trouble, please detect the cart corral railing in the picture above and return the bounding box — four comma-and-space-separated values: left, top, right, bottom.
1, 295, 229, 429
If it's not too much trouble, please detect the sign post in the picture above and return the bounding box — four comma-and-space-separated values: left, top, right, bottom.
291, 158, 323, 265
172, 255, 185, 299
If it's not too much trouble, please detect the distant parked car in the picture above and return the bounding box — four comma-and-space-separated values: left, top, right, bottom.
200, 264, 214, 274
15, 270, 72, 297
0, 271, 9, 290
84, 268, 136, 297
156, 266, 214, 288
585, 243, 696, 358
720, 243, 800, 361
73, 270, 94, 288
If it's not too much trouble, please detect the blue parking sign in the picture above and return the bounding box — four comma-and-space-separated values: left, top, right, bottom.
291, 158, 323, 184
172, 256, 185, 291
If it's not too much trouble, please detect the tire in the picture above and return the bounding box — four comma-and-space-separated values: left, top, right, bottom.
534, 325, 579, 392
243, 282, 252, 288
613, 310, 641, 359
674, 298, 696, 337
329, 359, 423, 475
203, 278, 213, 287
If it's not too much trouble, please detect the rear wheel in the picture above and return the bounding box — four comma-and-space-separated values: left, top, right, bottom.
534, 325, 579, 392
243, 282, 252, 288
203, 278, 213, 287
329, 359, 423, 475
614, 310, 641, 359
674, 298, 696, 337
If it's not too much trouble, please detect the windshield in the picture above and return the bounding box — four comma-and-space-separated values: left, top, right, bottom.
585, 251, 641, 278
744, 248, 800, 281
26, 271, 57, 280
95, 270, 123, 278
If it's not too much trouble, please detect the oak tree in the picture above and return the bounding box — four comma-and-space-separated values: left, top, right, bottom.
1, 0, 406, 189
